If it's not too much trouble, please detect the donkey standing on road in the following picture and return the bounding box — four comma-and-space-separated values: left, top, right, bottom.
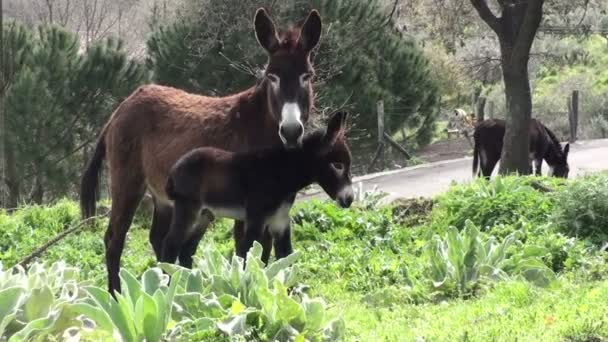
80, 8, 324, 294
472, 118, 570, 178
162, 112, 354, 266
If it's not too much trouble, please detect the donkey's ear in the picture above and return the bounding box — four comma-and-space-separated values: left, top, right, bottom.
563, 143, 570, 159
324, 111, 348, 146
254, 8, 279, 53
299, 9, 322, 53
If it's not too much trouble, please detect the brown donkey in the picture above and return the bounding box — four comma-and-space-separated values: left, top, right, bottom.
80, 8, 323, 294
163, 112, 353, 267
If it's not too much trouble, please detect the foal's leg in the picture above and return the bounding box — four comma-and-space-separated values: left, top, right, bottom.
177, 209, 214, 268
234, 220, 273, 264
149, 200, 173, 260
236, 218, 265, 261
160, 199, 200, 264
105, 176, 145, 294
260, 229, 273, 264
273, 226, 293, 260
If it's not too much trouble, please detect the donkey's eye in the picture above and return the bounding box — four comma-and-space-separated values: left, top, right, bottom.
266, 73, 280, 84
300, 73, 312, 86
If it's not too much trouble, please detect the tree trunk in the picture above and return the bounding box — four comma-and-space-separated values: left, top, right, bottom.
4, 146, 20, 208
499, 51, 532, 175
470, 0, 544, 176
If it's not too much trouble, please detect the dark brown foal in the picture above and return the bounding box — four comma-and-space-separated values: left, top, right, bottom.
163, 112, 354, 266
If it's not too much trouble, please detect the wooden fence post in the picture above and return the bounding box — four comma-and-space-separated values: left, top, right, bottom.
476, 96, 486, 122
377, 100, 384, 145
367, 100, 385, 173
568, 90, 579, 142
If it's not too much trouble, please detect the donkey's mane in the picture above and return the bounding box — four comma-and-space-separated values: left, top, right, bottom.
542, 124, 564, 156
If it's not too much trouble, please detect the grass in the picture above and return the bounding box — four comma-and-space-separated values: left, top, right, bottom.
1, 174, 608, 341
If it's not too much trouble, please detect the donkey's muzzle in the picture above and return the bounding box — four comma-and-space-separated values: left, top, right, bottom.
336, 187, 354, 208
279, 123, 304, 149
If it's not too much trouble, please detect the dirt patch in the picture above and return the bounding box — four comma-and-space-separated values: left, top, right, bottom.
415, 137, 473, 163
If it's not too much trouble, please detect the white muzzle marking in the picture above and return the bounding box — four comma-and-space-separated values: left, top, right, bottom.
279, 102, 304, 145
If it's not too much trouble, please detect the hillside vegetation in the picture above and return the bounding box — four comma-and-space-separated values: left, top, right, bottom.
1, 175, 607, 340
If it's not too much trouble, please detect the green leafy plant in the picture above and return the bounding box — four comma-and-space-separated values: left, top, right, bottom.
426, 220, 556, 298
70, 267, 184, 342
0, 261, 89, 341
551, 174, 608, 245
162, 242, 345, 342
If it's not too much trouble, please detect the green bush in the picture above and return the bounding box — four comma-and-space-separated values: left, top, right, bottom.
551, 174, 608, 245
429, 176, 562, 233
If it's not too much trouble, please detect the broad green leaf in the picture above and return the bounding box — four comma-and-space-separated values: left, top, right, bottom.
265, 252, 300, 280
22, 286, 54, 322
217, 313, 248, 336
274, 281, 306, 331
120, 268, 143, 308
142, 268, 164, 295
136, 291, 163, 342
303, 297, 326, 332
322, 317, 346, 342
0, 287, 25, 320
186, 271, 204, 293
69, 302, 115, 333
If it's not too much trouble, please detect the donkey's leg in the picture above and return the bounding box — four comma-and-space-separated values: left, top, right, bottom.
271, 194, 296, 260
149, 200, 173, 260
105, 178, 145, 294
233, 220, 245, 255
481, 155, 499, 179
177, 209, 214, 268
534, 158, 543, 176
161, 199, 200, 264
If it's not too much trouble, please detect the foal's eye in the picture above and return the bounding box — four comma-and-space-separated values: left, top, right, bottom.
331, 162, 344, 171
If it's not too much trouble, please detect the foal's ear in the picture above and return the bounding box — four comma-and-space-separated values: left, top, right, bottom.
563, 143, 570, 159
324, 111, 348, 146
299, 9, 322, 53
254, 8, 279, 53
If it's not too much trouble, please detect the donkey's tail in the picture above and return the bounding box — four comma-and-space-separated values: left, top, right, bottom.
80, 127, 107, 220
472, 134, 480, 177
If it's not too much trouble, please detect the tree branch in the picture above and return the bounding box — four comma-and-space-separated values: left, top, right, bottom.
470, 0, 501, 34
512, 0, 545, 66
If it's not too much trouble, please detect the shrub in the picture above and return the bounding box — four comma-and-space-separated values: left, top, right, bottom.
425, 221, 556, 299
551, 174, 608, 245
429, 177, 562, 233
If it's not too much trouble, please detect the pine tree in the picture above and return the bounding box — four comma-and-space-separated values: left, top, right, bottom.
146, 0, 439, 148
1, 22, 148, 206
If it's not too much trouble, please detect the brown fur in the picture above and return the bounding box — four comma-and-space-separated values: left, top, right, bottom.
80, 8, 324, 294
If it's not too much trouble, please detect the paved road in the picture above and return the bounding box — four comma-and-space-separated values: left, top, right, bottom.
300, 139, 608, 201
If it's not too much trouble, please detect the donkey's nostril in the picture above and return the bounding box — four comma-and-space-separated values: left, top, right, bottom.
279, 123, 304, 143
